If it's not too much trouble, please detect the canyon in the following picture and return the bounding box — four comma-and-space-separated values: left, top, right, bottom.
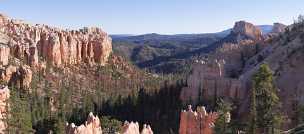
0, 11, 303, 133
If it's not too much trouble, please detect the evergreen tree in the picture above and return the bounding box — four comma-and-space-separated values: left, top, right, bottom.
214, 98, 232, 134
250, 64, 281, 133
53, 117, 65, 134
53, 88, 69, 134
82, 91, 94, 118
6, 87, 33, 133
248, 82, 257, 134
101, 116, 122, 133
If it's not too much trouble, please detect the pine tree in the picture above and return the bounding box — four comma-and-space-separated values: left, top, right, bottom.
251, 64, 281, 133
82, 91, 94, 117
248, 82, 257, 134
214, 98, 232, 134
6, 87, 33, 133
54, 90, 67, 133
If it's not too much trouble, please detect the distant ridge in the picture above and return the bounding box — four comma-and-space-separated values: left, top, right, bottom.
111, 24, 276, 40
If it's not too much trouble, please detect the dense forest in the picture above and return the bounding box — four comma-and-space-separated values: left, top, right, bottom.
5, 60, 187, 133
5, 63, 295, 134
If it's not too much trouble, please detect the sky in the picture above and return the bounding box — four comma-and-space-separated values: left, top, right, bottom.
0, 0, 303, 34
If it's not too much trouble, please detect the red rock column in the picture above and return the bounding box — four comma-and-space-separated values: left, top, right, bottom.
48, 33, 62, 66
0, 45, 10, 66
59, 32, 69, 65
29, 43, 39, 67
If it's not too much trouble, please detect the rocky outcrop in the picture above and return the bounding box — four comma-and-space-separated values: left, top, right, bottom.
0, 44, 9, 66
121, 122, 140, 134
18, 65, 32, 89
192, 21, 264, 57
180, 59, 244, 104
0, 65, 32, 91
271, 23, 286, 34
66, 112, 102, 134
231, 21, 263, 41
0, 65, 17, 83
179, 105, 218, 134
0, 13, 112, 68
0, 86, 9, 133
121, 121, 153, 134
141, 124, 154, 134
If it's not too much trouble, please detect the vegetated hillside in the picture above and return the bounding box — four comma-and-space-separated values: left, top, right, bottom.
240, 18, 304, 127
112, 24, 277, 74
112, 33, 224, 74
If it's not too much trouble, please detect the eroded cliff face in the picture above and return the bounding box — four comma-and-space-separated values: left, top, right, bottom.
0, 13, 114, 98
180, 22, 263, 106
179, 105, 218, 134
180, 59, 244, 105
213, 40, 265, 77
180, 21, 285, 118
0, 13, 112, 68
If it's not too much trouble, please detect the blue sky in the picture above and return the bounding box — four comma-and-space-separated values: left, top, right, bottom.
0, 0, 303, 34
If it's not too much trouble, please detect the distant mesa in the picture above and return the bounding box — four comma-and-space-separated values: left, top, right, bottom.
231, 21, 263, 41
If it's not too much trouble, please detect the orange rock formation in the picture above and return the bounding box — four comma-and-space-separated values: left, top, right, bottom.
179, 105, 218, 134
0, 14, 112, 68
